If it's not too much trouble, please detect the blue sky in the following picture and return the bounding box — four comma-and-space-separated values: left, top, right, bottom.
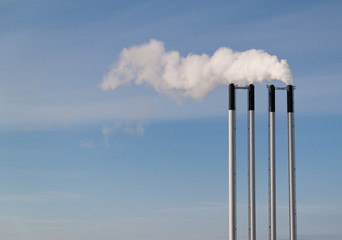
1, 0, 342, 239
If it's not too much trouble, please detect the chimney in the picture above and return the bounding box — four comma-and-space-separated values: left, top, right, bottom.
228, 83, 236, 240
269, 85, 277, 240
287, 85, 297, 240
248, 84, 256, 240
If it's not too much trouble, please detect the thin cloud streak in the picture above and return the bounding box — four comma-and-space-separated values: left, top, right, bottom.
101, 100, 151, 146
154, 201, 227, 213
79, 141, 94, 149
0, 191, 83, 202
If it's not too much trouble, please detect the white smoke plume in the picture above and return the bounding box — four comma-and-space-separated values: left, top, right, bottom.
100, 39, 293, 99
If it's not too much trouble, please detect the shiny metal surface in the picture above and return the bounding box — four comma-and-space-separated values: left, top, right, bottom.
288, 112, 297, 240
249, 110, 256, 240
229, 109, 236, 240
269, 112, 276, 240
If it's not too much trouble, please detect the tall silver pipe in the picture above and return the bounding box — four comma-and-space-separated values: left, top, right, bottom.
248, 84, 256, 240
229, 83, 236, 240
269, 85, 276, 240
287, 85, 297, 240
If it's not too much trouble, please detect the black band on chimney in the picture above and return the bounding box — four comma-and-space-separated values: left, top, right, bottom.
229, 83, 235, 110
287, 85, 294, 112
269, 85, 275, 112
248, 84, 255, 111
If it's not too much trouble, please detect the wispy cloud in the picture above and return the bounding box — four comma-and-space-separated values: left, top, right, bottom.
154, 201, 227, 213
296, 204, 342, 215
101, 100, 151, 146
102, 123, 120, 147
0, 191, 83, 202
79, 141, 94, 149
123, 120, 148, 136
0, 215, 83, 224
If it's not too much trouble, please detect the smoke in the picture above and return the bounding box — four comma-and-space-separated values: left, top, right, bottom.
100, 39, 293, 99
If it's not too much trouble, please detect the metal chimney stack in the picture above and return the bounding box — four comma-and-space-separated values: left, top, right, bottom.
269, 85, 276, 240
228, 83, 297, 240
228, 83, 236, 240
248, 84, 256, 240
287, 85, 297, 240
